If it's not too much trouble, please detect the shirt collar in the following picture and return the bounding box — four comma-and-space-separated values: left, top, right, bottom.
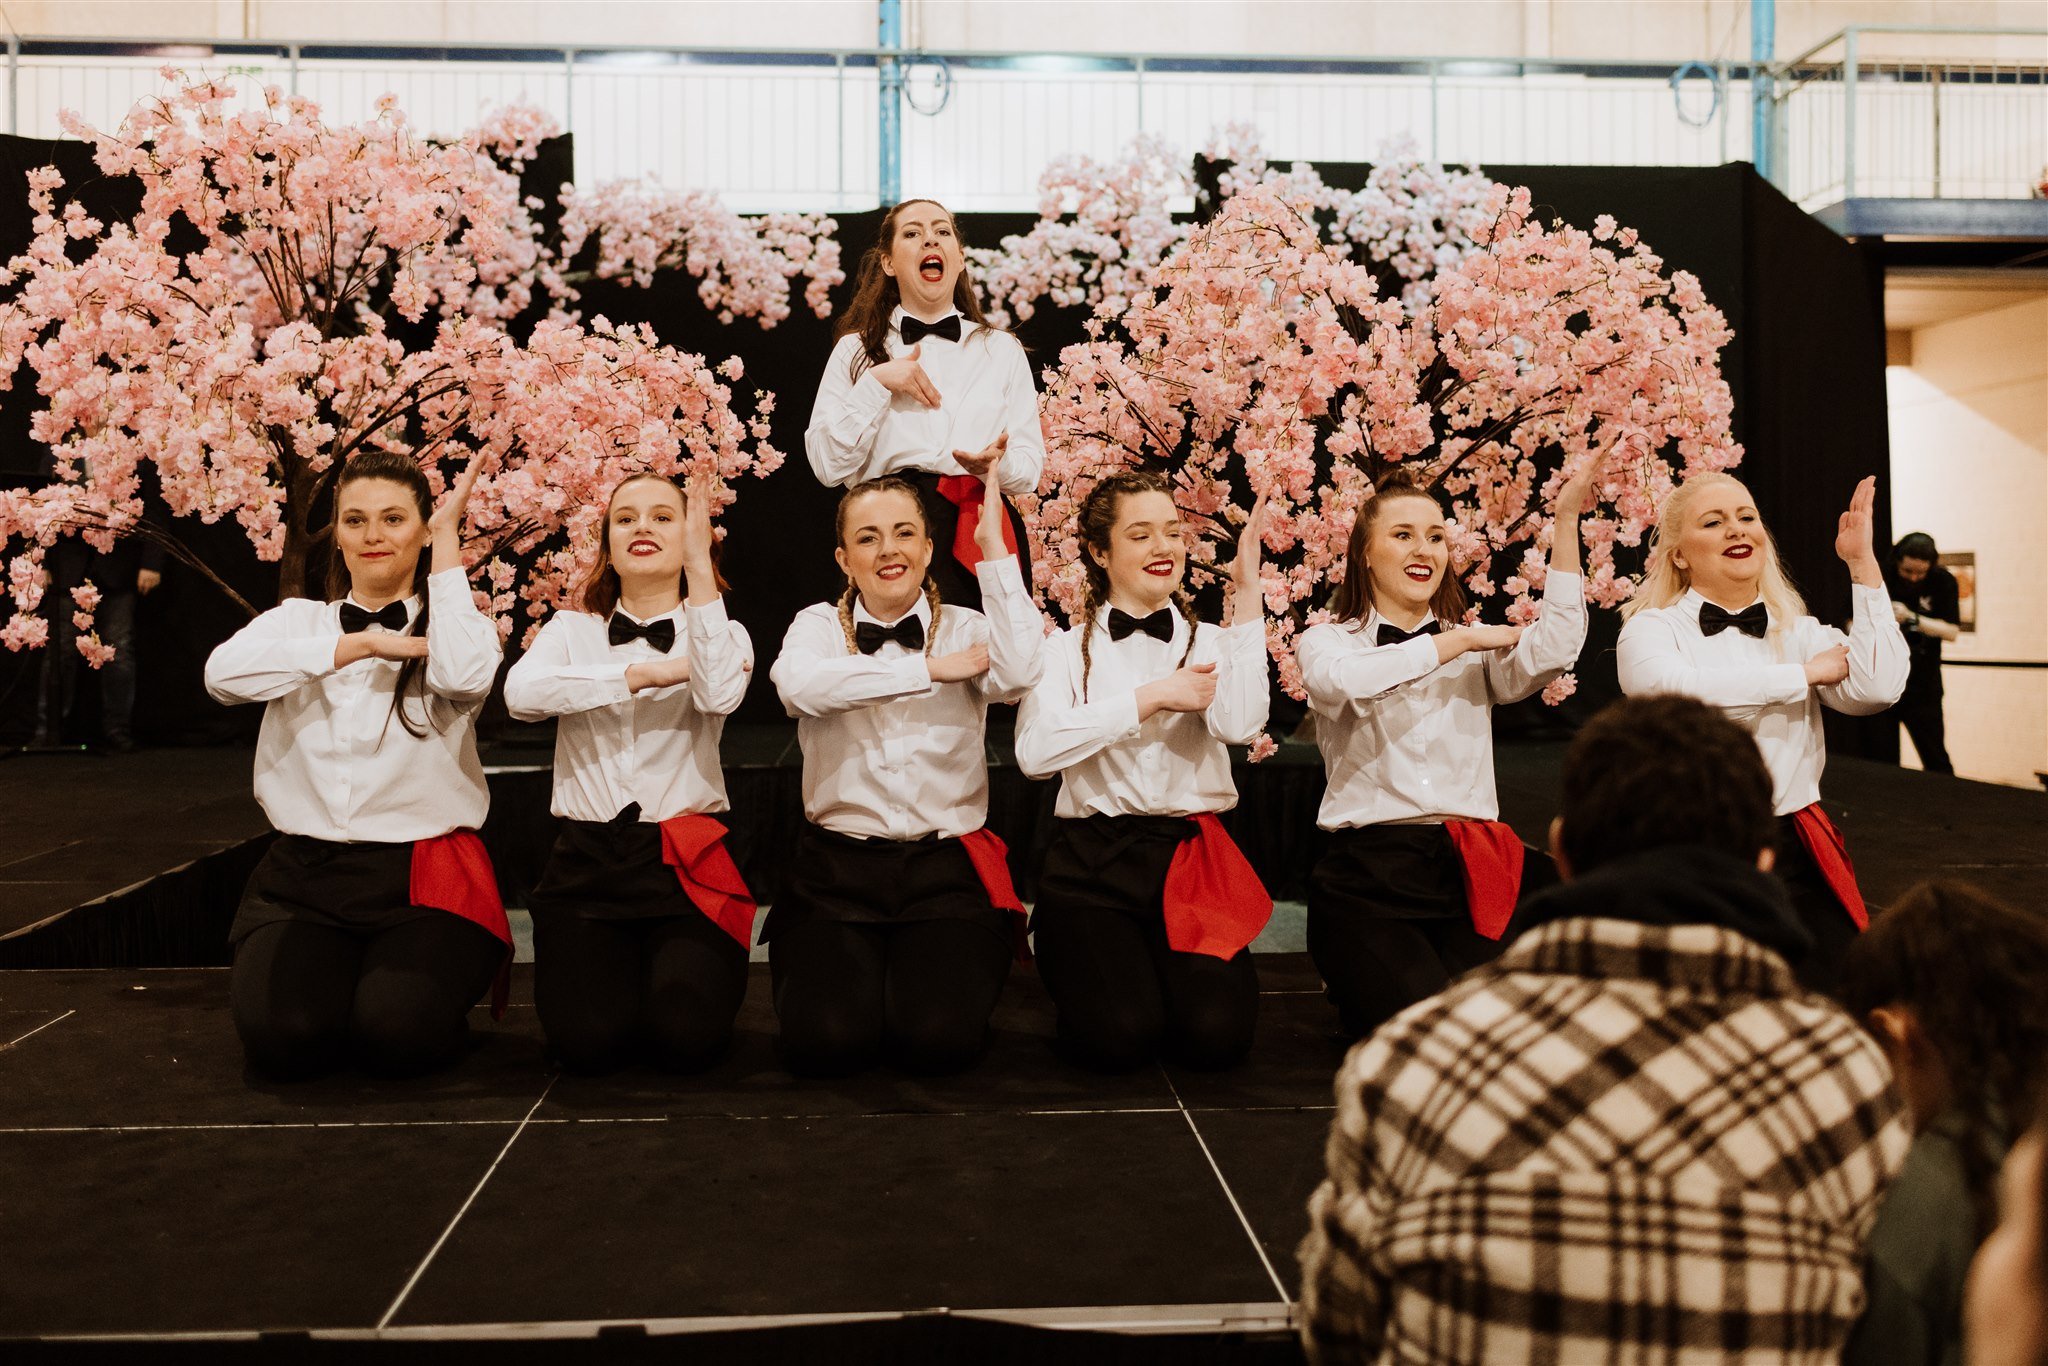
1680, 588, 1765, 619
852, 590, 932, 631
1362, 605, 1436, 636
1491, 916, 1802, 1000
612, 602, 684, 627
1093, 600, 1186, 645
890, 304, 971, 338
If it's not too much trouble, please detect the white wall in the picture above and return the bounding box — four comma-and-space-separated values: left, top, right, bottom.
1886, 297, 2048, 789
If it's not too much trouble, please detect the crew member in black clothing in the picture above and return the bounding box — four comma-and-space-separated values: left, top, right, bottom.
1886, 532, 1960, 775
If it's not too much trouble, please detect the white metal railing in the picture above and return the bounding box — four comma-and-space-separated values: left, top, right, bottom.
7, 31, 2043, 214
1769, 26, 2048, 210
6, 38, 1746, 212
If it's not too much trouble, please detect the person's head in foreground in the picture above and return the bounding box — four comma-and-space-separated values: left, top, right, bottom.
1296, 693, 1907, 1366
1967, 1088, 2048, 1366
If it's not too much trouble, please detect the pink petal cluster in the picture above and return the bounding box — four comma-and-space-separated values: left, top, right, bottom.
1029, 179, 1742, 751
552, 178, 843, 326
0, 77, 781, 661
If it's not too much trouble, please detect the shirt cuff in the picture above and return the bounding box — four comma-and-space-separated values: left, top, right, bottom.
292, 632, 344, 678
1850, 583, 1893, 619
1110, 691, 1144, 738
1542, 570, 1585, 606
894, 654, 933, 692
1764, 662, 1810, 703
975, 555, 1025, 595
590, 661, 636, 705
427, 566, 476, 609
685, 595, 730, 637
852, 369, 893, 414
1401, 633, 1441, 674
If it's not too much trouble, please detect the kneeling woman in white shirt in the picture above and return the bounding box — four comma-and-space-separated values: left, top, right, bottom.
768, 475, 1044, 1076
504, 471, 756, 1074
1618, 473, 1907, 993
1015, 473, 1274, 1072
1295, 464, 1595, 1038
206, 451, 508, 1080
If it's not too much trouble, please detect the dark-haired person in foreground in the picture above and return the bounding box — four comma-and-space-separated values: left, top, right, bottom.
1299, 694, 1909, 1366
1842, 882, 2048, 1366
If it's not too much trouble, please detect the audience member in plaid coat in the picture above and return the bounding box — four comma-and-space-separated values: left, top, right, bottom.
1299, 696, 1911, 1365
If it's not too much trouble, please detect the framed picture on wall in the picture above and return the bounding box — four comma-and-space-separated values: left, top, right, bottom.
1940, 551, 1976, 632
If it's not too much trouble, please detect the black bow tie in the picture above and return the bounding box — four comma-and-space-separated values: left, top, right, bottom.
1699, 601, 1769, 639
608, 613, 677, 652
339, 600, 409, 634
855, 616, 926, 655
1108, 608, 1175, 643
1376, 619, 1441, 647
898, 313, 961, 346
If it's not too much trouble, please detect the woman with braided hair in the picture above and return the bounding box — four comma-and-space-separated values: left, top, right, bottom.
1294, 462, 1596, 1038
1013, 471, 1273, 1072
766, 474, 1044, 1076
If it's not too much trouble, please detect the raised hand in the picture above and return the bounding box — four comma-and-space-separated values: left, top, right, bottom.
681, 469, 720, 605
1549, 452, 1610, 578
971, 461, 1011, 563
872, 344, 941, 408
928, 642, 991, 683
952, 431, 1008, 484
428, 448, 492, 575
1835, 476, 1882, 585
1228, 495, 1270, 627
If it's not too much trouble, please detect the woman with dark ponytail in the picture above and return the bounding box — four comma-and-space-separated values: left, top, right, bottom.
804, 198, 1042, 611
205, 450, 510, 1080
766, 474, 1043, 1077
1013, 472, 1273, 1072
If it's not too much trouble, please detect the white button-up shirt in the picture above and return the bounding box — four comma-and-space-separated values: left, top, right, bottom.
1617, 584, 1908, 815
203, 569, 500, 842
1297, 573, 1588, 827
502, 598, 752, 823
769, 557, 1044, 840
804, 308, 1045, 495
1014, 612, 1268, 819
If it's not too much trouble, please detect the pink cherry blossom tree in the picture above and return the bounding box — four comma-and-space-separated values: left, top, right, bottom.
1028, 182, 1743, 746
0, 75, 780, 660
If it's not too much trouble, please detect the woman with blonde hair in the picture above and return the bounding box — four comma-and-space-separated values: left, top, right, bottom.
1617, 473, 1907, 991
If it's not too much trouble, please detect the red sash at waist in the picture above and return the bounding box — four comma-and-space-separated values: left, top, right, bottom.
1788, 803, 1869, 930
409, 830, 512, 1018
657, 813, 759, 949
1163, 813, 1274, 960
1442, 820, 1525, 941
955, 826, 1031, 961
934, 474, 1018, 575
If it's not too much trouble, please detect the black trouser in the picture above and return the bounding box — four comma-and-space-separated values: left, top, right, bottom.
528, 814, 752, 1074
767, 825, 1013, 1077
1305, 825, 1503, 1039
533, 911, 749, 1074
1895, 691, 1953, 775
1770, 817, 1862, 999
1031, 816, 1259, 1073
231, 916, 503, 1081
904, 471, 1032, 613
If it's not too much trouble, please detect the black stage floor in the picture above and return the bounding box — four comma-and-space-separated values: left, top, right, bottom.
1, 730, 2041, 1352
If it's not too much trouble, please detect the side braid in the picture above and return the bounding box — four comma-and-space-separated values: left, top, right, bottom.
1172, 589, 1200, 668
1076, 577, 1105, 703
923, 577, 942, 656
837, 582, 859, 653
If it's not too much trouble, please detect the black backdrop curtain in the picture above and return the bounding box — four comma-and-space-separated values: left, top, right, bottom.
0, 141, 1891, 758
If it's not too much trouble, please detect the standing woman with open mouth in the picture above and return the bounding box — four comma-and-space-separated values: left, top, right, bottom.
1294, 463, 1598, 1039
206, 450, 510, 1080
1618, 473, 1908, 994
805, 198, 1043, 612
504, 470, 757, 1075
767, 474, 1044, 1077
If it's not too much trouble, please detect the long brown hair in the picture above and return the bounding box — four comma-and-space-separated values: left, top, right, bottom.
324, 450, 437, 739
1845, 881, 2048, 1237
1075, 471, 1198, 702
839, 198, 1000, 377
575, 471, 729, 618
833, 476, 940, 656
1328, 475, 1469, 627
